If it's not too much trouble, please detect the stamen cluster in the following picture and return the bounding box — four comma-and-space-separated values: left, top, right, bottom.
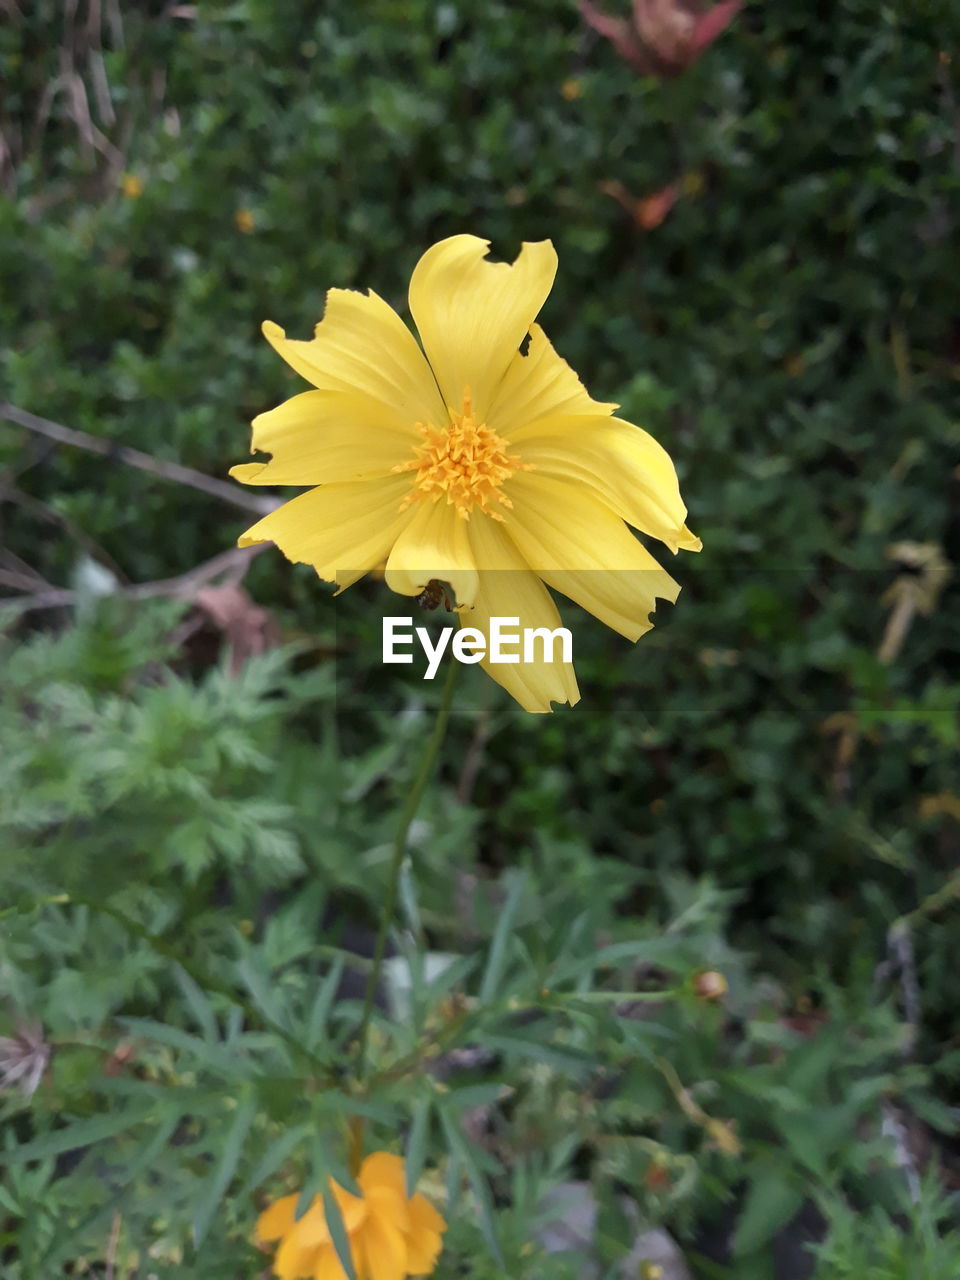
395, 389, 525, 520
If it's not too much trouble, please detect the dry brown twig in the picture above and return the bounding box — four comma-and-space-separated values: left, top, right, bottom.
0, 566, 52, 594
1, 403, 282, 639
456, 710, 493, 805
877, 541, 951, 665
0, 402, 277, 517
5, 0, 156, 205
0, 546, 56, 591
827, 540, 952, 797
0, 482, 131, 584
1, 544, 269, 618
104, 1210, 122, 1280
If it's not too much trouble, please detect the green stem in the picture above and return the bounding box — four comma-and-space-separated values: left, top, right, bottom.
354, 659, 458, 1082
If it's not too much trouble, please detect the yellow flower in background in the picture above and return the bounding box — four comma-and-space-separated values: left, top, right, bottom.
231, 234, 700, 712
256, 1152, 445, 1280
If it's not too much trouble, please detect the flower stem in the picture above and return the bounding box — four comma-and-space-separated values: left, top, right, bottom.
354, 659, 458, 1083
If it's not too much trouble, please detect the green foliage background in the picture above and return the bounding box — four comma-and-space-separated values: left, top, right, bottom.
1, 1, 959, 1277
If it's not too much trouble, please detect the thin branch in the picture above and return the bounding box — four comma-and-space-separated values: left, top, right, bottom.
0, 402, 277, 516
0, 567, 53, 593
105, 0, 124, 49
456, 708, 492, 804
0, 482, 130, 583
1, 544, 268, 618
0, 546, 55, 584
887, 919, 922, 1056
873, 920, 925, 1202
104, 1211, 122, 1280
880, 1102, 922, 1205
90, 50, 116, 127
0, 124, 17, 198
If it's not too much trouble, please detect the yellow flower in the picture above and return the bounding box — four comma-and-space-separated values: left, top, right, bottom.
256, 1153, 446, 1280
120, 173, 144, 198
231, 235, 700, 712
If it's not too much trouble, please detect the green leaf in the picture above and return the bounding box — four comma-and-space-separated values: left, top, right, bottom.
444, 1149, 462, 1219
116, 1016, 255, 1077
239, 1122, 311, 1199
481, 1032, 594, 1076
398, 858, 422, 937
732, 1169, 804, 1257
405, 1097, 431, 1197
424, 952, 478, 1002
38, 1113, 181, 1269
236, 949, 293, 1035
193, 1089, 257, 1247
439, 1108, 503, 1264
174, 963, 219, 1041
444, 1083, 508, 1109
7, 1102, 156, 1164
0, 1183, 21, 1215
323, 1180, 358, 1280
479, 869, 526, 1004
306, 954, 346, 1052
298, 1138, 361, 1217
548, 937, 682, 986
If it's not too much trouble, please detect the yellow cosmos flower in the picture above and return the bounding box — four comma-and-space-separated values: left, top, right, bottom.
256, 1152, 445, 1280
231, 235, 700, 712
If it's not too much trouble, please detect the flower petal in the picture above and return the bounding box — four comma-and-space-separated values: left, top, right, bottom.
580, 0, 649, 68
504, 473, 680, 640
358, 1152, 407, 1195
258, 1195, 300, 1243
487, 324, 616, 438
272, 1182, 365, 1276
408, 1193, 446, 1237
358, 1214, 407, 1280
313, 1244, 352, 1280
408, 235, 557, 418
285, 1202, 332, 1250
275, 1216, 324, 1280
404, 1226, 444, 1276
689, 0, 742, 60
366, 1184, 411, 1233
457, 515, 580, 713
262, 288, 445, 429
384, 498, 479, 607
511, 415, 701, 553
405, 1194, 447, 1273
328, 1182, 369, 1235
230, 391, 415, 488
237, 476, 411, 591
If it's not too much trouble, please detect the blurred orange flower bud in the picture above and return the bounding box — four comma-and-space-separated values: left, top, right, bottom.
581, 0, 741, 78
644, 1160, 672, 1191
692, 970, 728, 1001
599, 179, 680, 230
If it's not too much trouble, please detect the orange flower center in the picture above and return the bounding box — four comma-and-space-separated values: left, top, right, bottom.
395, 389, 526, 520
